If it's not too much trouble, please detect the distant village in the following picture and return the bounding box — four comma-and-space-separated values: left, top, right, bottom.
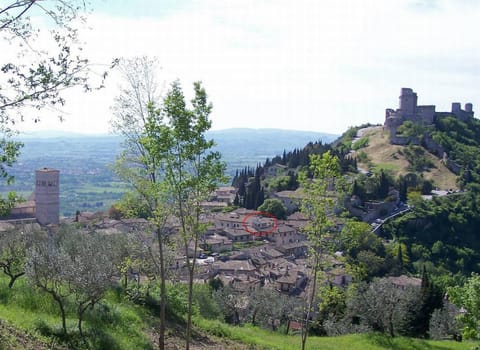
0, 169, 417, 313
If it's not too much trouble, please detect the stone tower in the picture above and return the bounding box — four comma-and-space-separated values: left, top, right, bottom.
35, 168, 59, 225
399, 88, 417, 116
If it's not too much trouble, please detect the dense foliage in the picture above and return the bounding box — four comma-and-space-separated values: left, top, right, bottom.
432, 115, 480, 185
382, 191, 480, 278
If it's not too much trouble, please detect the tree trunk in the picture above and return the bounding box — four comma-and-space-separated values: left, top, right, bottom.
186, 260, 195, 350
157, 228, 166, 350
52, 294, 67, 334
301, 254, 319, 350
7, 272, 25, 288
252, 308, 258, 326
78, 309, 84, 338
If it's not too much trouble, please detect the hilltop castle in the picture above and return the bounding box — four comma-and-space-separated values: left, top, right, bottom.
385, 88, 474, 144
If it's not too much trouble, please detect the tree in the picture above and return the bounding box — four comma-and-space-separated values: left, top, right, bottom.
27, 233, 72, 334
0, 224, 37, 288
449, 273, 480, 340
212, 284, 244, 325
247, 288, 300, 332
111, 56, 172, 350
429, 302, 461, 340
257, 198, 287, 219
1, 1, 114, 125
339, 221, 383, 258
27, 226, 119, 339
60, 229, 117, 340
346, 279, 421, 337
142, 79, 226, 350
1, 1, 115, 214
299, 150, 341, 350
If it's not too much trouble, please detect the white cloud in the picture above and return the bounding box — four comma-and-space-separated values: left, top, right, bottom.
7, 0, 480, 135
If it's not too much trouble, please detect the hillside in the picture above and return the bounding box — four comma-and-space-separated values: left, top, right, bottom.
351, 126, 458, 190
0, 276, 474, 350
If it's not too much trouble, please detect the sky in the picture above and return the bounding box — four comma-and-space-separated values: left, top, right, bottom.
5, 0, 480, 135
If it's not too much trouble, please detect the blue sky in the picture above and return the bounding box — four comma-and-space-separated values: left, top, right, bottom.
9, 0, 480, 135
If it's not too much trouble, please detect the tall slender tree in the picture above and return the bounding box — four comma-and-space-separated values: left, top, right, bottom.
299, 150, 341, 350
111, 57, 172, 350
149, 80, 226, 350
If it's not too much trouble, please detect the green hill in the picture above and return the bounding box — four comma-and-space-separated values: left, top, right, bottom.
341, 125, 458, 191
0, 274, 475, 350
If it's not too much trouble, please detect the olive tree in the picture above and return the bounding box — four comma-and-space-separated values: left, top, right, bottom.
27, 234, 72, 334
0, 224, 39, 288
60, 229, 117, 339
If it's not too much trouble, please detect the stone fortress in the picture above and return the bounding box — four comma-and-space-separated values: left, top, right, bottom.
5, 168, 59, 226
385, 87, 474, 145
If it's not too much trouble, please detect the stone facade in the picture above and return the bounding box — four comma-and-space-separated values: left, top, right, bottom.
35, 168, 60, 225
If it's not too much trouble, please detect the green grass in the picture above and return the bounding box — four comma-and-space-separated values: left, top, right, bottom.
195, 317, 478, 350
233, 240, 265, 250
2, 274, 479, 350
0, 276, 153, 349
369, 162, 401, 173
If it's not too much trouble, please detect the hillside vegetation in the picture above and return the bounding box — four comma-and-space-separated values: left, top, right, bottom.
350, 126, 457, 190
0, 273, 475, 350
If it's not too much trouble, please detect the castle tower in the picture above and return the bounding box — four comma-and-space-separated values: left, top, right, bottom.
399, 88, 417, 116
35, 168, 59, 225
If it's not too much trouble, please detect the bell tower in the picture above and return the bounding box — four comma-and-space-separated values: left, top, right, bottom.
35, 168, 60, 225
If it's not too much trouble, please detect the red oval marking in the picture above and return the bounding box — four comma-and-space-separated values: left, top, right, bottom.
242, 211, 279, 237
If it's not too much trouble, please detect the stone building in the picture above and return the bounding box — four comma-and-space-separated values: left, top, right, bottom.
35, 168, 60, 225
5, 168, 60, 225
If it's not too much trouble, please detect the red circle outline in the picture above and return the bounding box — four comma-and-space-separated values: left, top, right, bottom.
242, 211, 279, 237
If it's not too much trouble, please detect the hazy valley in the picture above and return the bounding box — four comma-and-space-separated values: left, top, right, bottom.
1, 129, 337, 217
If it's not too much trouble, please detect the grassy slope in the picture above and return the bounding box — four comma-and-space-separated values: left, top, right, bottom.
196, 318, 476, 350
355, 126, 458, 190
1, 275, 477, 350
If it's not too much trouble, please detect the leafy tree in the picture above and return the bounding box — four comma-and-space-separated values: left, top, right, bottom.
247, 288, 300, 332
111, 56, 172, 350
449, 273, 480, 340
429, 302, 461, 340
316, 284, 347, 335
397, 120, 426, 139
339, 221, 391, 281
299, 150, 341, 350
257, 198, 287, 219
27, 234, 72, 334
1, 1, 113, 181
0, 224, 38, 288
212, 284, 244, 325
147, 80, 226, 350
60, 228, 117, 340
382, 191, 480, 276
346, 279, 421, 337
